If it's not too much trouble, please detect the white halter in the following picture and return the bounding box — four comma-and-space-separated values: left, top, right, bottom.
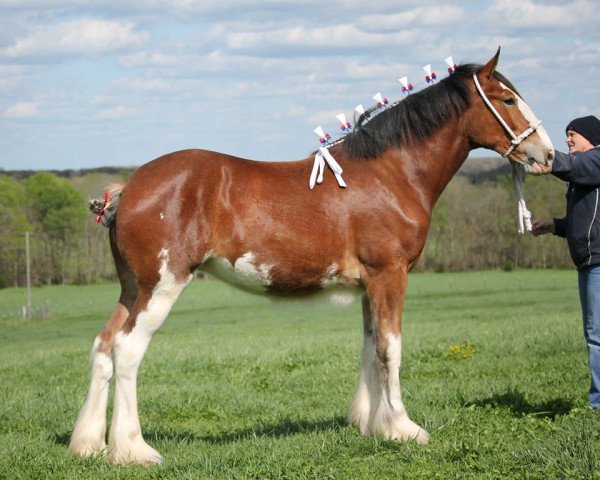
472, 74, 541, 158
473, 73, 537, 234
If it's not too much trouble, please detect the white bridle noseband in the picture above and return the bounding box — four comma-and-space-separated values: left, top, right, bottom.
472, 74, 541, 158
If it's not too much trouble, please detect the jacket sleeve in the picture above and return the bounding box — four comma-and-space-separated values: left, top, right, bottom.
551, 147, 600, 185
553, 217, 567, 238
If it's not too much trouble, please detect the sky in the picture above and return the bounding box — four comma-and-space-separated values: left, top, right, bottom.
0, 0, 599, 171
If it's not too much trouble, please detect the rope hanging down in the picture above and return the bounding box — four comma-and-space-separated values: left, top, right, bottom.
512, 162, 532, 234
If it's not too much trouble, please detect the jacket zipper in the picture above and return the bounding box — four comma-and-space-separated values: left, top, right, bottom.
587, 188, 600, 266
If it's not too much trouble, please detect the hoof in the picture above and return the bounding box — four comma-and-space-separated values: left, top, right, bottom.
107, 440, 163, 466
390, 423, 430, 444
68, 435, 107, 458
374, 414, 430, 445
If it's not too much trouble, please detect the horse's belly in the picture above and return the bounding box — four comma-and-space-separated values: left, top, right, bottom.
200, 252, 273, 294
199, 252, 362, 304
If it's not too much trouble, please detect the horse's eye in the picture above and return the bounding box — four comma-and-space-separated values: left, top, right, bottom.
503, 98, 515, 106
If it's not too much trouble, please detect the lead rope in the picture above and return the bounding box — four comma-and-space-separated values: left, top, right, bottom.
512, 162, 532, 234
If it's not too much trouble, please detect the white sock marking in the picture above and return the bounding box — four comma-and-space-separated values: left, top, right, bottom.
108, 249, 191, 464
69, 336, 113, 456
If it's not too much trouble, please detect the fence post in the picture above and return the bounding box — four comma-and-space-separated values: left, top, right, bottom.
25, 231, 31, 319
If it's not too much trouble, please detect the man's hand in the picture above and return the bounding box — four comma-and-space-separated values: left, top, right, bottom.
531, 220, 555, 236
524, 162, 548, 175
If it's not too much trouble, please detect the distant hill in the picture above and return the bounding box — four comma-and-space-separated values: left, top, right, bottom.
457, 155, 511, 183
0, 166, 136, 181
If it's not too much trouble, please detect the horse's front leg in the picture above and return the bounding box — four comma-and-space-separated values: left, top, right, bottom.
350, 267, 429, 444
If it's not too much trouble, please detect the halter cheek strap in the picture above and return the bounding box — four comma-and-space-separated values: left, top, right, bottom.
472, 74, 541, 157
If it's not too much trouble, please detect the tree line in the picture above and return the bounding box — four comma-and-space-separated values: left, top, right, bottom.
420, 173, 571, 272
0, 171, 126, 288
0, 164, 572, 288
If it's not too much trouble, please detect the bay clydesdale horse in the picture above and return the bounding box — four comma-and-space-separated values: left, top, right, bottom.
70, 49, 553, 465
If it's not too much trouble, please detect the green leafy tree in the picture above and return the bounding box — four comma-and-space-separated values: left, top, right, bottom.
25, 172, 87, 284
71, 172, 127, 283
420, 171, 570, 272
424, 191, 449, 272
0, 174, 32, 287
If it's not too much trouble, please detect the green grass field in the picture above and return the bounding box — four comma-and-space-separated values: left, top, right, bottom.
1, 270, 599, 479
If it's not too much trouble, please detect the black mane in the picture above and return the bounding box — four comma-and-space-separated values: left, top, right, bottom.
338, 63, 518, 160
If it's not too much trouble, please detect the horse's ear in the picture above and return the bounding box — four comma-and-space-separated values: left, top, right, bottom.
479, 47, 501, 80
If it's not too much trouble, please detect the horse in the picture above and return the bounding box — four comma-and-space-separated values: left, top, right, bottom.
69, 49, 554, 465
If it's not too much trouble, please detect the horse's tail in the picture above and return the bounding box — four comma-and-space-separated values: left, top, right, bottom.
89, 183, 125, 228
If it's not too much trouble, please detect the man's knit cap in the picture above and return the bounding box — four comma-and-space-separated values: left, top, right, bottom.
566, 115, 600, 147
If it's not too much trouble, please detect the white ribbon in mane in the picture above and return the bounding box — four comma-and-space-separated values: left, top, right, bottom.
309, 147, 347, 189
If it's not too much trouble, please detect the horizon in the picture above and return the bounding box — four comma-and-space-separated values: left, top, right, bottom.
0, 154, 508, 178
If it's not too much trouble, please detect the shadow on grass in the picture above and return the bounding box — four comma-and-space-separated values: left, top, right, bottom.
154, 415, 349, 445
53, 432, 71, 446
53, 415, 349, 448
465, 387, 574, 419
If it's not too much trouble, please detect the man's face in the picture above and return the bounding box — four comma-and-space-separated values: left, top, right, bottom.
566, 130, 594, 153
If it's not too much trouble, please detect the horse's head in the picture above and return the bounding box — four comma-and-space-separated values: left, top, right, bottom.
467, 48, 554, 174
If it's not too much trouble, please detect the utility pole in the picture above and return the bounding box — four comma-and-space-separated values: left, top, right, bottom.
25, 231, 31, 319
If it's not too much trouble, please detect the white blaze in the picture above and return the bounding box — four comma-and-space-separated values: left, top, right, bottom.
500, 82, 554, 155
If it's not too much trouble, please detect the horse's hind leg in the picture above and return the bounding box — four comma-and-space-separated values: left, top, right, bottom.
69, 305, 128, 456
107, 250, 192, 465
69, 258, 137, 456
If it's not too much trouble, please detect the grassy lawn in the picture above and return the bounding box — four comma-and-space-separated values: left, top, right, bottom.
1, 270, 599, 479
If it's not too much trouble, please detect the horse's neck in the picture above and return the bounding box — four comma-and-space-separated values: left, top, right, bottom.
381, 120, 472, 211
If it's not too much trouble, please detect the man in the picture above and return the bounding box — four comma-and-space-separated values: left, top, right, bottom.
532, 115, 600, 409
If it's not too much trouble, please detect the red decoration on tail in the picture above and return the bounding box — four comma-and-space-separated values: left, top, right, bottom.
95, 190, 111, 224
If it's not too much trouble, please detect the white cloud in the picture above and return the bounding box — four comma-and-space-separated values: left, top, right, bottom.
225, 24, 419, 51
488, 0, 599, 28
4, 101, 39, 118
2, 18, 148, 58
115, 76, 174, 92
0, 64, 29, 76
340, 60, 414, 81
94, 105, 130, 119
0, 64, 31, 88
118, 51, 180, 68
360, 5, 465, 30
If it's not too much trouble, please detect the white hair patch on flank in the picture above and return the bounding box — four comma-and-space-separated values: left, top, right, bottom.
199, 252, 272, 292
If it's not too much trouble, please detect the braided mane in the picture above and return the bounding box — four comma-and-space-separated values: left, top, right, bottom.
337, 64, 519, 160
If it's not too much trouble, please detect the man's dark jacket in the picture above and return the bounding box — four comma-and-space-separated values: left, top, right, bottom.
552, 146, 600, 270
